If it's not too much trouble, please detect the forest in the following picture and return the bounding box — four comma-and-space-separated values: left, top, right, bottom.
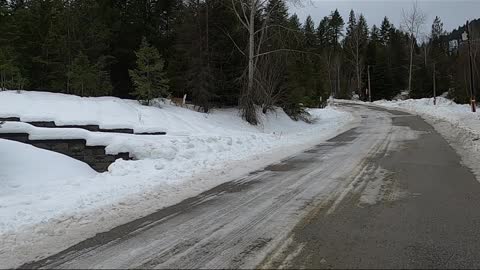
0, 0, 479, 124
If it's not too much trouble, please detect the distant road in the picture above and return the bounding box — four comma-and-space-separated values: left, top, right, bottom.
21, 104, 480, 269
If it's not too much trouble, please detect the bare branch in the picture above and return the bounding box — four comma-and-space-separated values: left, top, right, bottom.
254, 49, 321, 58
231, 0, 249, 30
220, 27, 246, 56
402, 1, 426, 92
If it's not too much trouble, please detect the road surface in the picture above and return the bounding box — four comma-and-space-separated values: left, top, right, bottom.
21, 104, 480, 269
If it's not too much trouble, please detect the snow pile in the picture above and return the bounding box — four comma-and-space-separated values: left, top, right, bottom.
0, 91, 355, 267
0, 139, 97, 228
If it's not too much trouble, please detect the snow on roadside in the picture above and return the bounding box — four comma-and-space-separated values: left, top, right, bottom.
0, 91, 355, 267
0, 139, 97, 227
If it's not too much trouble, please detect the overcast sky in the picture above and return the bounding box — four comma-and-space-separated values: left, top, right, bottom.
289, 0, 480, 35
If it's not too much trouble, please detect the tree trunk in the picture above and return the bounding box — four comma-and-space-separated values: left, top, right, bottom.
243, 0, 258, 125
356, 44, 360, 91
408, 36, 414, 92
248, 1, 255, 101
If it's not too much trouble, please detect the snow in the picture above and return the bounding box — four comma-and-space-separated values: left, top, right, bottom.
0, 90, 355, 267
0, 139, 97, 226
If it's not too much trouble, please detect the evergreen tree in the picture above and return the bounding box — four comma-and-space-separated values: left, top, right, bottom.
431, 16, 445, 41
1, 1, 477, 118
345, 10, 357, 44
380, 17, 392, 45
370, 25, 381, 43
0, 46, 26, 90
344, 11, 369, 96
317, 16, 332, 47
358, 15, 369, 39
68, 52, 112, 97
129, 37, 169, 105
267, 0, 288, 26
303, 16, 316, 50
289, 13, 301, 28
68, 52, 96, 96
329, 9, 344, 49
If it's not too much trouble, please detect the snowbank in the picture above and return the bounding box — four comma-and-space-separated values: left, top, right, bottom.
0, 139, 97, 230
0, 91, 355, 267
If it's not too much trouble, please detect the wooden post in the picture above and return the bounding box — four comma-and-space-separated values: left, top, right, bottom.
433, 63, 436, 105
467, 20, 476, 112
368, 65, 372, 102
337, 63, 340, 98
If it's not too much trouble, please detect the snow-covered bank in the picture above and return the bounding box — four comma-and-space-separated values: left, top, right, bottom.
0, 91, 355, 267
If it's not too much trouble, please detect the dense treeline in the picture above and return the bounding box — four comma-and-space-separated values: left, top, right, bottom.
0, 0, 478, 124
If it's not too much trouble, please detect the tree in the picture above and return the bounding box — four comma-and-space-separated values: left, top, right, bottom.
68, 52, 112, 97
380, 17, 392, 45
431, 16, 445, 41
327, 9, 344, 97
402, 1, 426, 92
345, 11, 368, 95
303, 15, 316, 49
171, 0, 214, 112
68, 52, 95, 96
329, 9, 344, 49
229, 0, 304, 125
258, 0, 291, 113
129, 37, 169, 105
317, 16, 332, 47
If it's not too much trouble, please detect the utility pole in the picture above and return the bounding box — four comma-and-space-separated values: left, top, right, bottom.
367, 65, 372, 102
433, 62, 436, 105
465, 20, 476, 112
337, 64, 340, 98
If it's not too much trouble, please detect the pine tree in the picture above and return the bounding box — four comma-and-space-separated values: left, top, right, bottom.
431, 16, 445, 41
303, 16, 316, 50
370, 25, 381, 43
380, 17, 392, 45
431, 16, 447, 53
329, 9, 344, 49
316, 16, 333, 47
345, 10, 357, 44
0, 46, 27, 90
267, 0, 288, 26
129, 37, 169, 105
344, 11, 369, 96
67, 52, 112, 97
289, 13, 301, 28
358, 15, 369, 38
68, 52, 95, 96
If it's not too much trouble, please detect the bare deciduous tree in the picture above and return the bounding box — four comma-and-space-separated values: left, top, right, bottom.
402, 1, 426, 92
229, 0, 303, 125
255, 54, 287, 113
345, 14, 368, 95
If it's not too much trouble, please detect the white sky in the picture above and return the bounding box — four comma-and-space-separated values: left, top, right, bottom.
289, 0, 480, 35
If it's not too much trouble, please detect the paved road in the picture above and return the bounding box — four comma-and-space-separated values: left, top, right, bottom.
21, 104, 480, 269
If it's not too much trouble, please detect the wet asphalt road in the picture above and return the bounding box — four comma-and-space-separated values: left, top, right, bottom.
20, 104, 480, 269
263, 105, 480, 269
